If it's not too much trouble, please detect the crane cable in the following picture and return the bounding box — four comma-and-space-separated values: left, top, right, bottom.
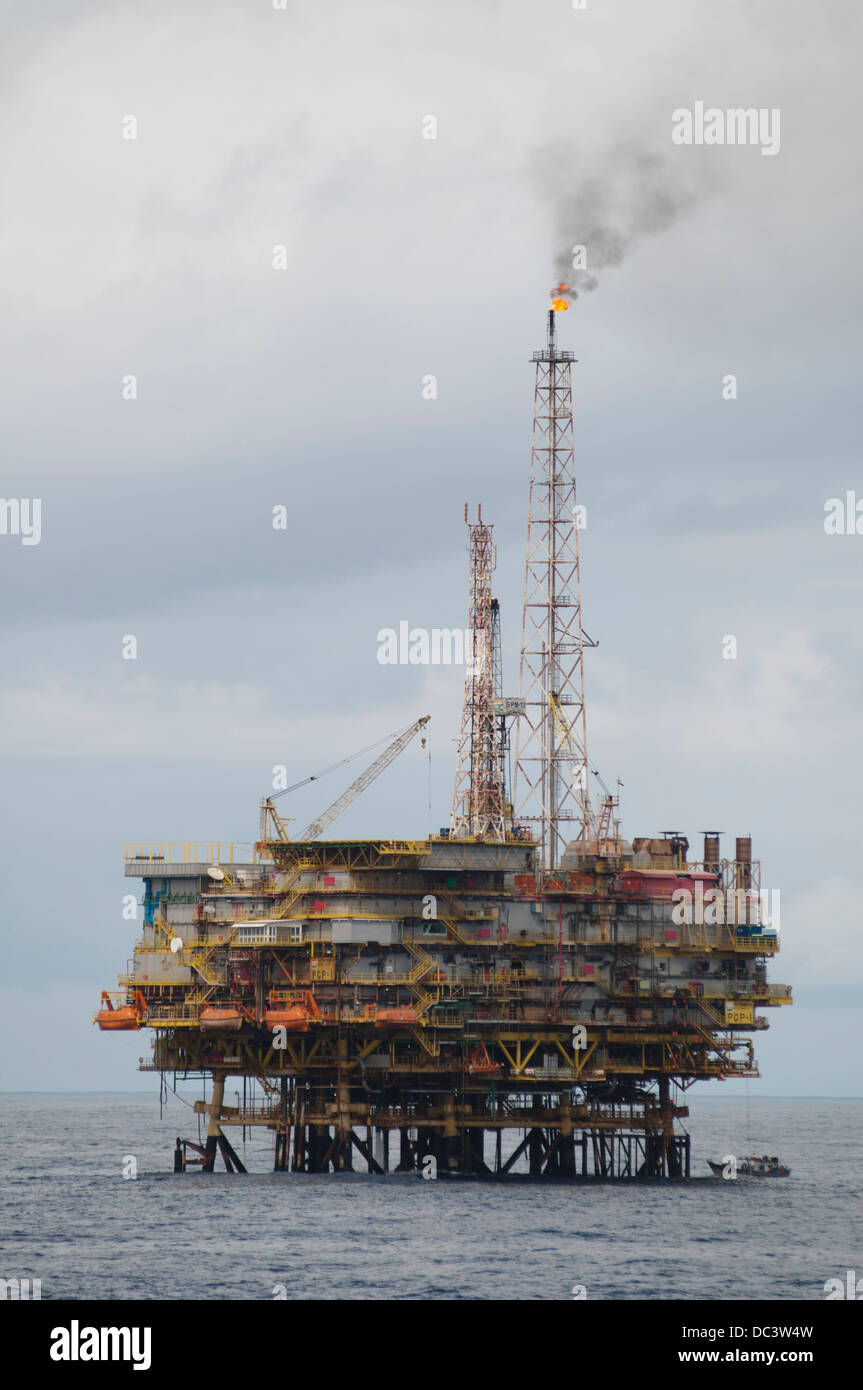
270, 719, 422, 802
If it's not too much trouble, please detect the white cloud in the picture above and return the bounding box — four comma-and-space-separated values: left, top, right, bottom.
592, 628, 845, 759
0, 672, 421, 759
778, 875, 863, 992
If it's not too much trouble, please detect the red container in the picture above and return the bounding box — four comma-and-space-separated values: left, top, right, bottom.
620, 870, 717, 900
478, 927, 491, 939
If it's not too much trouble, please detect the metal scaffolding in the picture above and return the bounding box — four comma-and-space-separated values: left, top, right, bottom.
514, 308, 593, 870
451, 505, 506, 841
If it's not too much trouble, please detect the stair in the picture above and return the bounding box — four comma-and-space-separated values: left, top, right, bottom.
698, 998, 726, 1027
272, 859, 316, 920
411, 1026, 440, 1057
186, 985, 216, 1005
184, 926, 238, 992
401, 936, 437, 982
437, 894, 471, 945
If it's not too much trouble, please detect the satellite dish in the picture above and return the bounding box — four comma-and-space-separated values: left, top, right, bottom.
207, 865, 225, 881
170, 936, 183, 954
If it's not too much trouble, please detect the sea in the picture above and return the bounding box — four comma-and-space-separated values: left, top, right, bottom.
0, 1092, 859, 1301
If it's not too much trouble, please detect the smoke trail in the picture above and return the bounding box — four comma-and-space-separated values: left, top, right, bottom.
535, 140, 706, 301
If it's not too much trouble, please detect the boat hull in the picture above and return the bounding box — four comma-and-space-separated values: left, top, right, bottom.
707, 1159, 790, 1177
95, 1008, 140, 1031
263, 1008, 311, 1033
375, 1007, 418, 1027
199, 1008, 244, 1032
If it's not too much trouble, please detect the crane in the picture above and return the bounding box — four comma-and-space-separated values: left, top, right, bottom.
299, 715, 430, 840
259, 758, 361, 843
258, 716, 430, 845
590, 768, 622, 850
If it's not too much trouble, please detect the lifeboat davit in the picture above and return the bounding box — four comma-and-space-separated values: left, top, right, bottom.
200, 1006, 244, 1032
264, 1005, 312, 1033
375, 1006, 418, 1028
467, 1044, 502, 1076
94, 990, 145, 1031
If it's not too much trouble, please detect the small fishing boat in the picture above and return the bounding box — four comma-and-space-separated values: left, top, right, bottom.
707, 1154, 791, 1177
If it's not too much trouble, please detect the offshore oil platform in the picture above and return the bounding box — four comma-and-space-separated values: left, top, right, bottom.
95, 298, 791, 1179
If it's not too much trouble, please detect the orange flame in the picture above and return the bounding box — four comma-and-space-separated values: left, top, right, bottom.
551, 298, 569, 312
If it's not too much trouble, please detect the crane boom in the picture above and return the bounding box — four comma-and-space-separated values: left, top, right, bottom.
298, 715, 430, 841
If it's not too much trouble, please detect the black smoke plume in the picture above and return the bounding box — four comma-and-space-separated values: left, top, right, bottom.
536, 140, 706, 301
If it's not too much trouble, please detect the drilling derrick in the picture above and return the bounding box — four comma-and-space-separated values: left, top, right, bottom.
514, 307, 593, 871
451, 505, 506, 841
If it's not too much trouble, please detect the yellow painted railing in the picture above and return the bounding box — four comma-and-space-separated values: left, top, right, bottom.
125, 842, 258, 866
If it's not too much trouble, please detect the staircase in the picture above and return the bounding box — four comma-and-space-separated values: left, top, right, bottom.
398, 934, 441, 1022
697, 997, 727, 1027
273, 859, 316, 920
412, 988, 438, 1016
184, 926, 238, 997
190, 956, 225, 986
437, 893, 471, 945
186, 984, 216, 1006
401, 936, 437, 983
438, 913, 470, 946
411, 1024, 440, 1057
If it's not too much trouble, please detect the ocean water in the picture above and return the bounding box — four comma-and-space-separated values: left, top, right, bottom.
0, 1092, 858, 1301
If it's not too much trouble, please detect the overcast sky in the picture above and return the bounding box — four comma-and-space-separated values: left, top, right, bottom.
1, 0, 860, 1093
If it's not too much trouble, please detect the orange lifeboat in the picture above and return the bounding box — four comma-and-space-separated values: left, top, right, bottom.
94, 990, 145, 1031
264, 989, 321, 1033
200, 1006, 245, 1032
263, 1004, 312, 1033
96, 1005, 140, 1031
375, 1006, 418, 1028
